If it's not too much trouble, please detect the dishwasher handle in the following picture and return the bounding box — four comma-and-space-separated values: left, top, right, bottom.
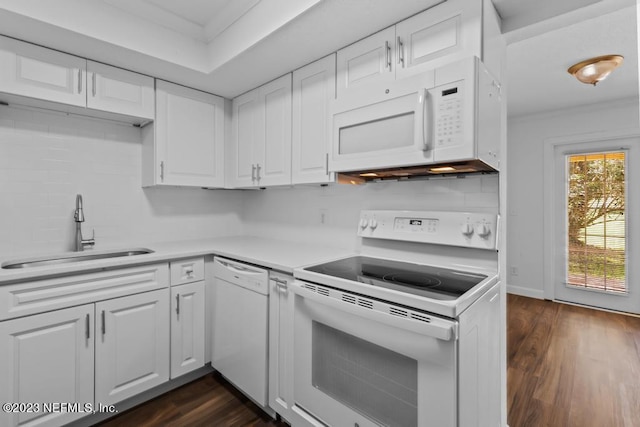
215, 258, 265, 275
213, 257, 269, 295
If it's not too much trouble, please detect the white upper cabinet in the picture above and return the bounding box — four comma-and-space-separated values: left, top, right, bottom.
229, 74, 292, 188
0, 35, 86, 107
395, 0, 481, 80
0, 36, 155, 124
292, 54, 336, 185
86, 60, 154, 120
337, 0, 482, 100
336, 27, 396, 100
143, 80, 225, 188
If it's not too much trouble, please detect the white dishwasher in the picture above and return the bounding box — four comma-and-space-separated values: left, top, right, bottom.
212, 256, 269, 407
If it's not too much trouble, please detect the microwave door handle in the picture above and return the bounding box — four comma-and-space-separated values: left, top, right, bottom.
419, 89, 429, 150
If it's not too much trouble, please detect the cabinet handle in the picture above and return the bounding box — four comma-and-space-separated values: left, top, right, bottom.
273, 277, 288, 294
78, 69, 82, 94
385, 41, 391, 70
256, 164, 261, 181
101, 310, 106, 335
397, 36, 405, 67
160, 161, 165, 182
325, 153, 329, 175
85, 314, 90, 340
176, 294, 180, 315
251, 164, 256, 181
92, 72, 97, 97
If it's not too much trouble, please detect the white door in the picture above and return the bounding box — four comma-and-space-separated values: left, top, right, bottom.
230, 88, 260, 188
547, 136, 640, 314
395, 0, 481, 81
0, 35, 86, 107
155, 80, 225, 188
0, 305, 94, 427
170, 281, 205, 379
86, 60, 154, 120
95, 289, 170, 405
257, 74, 292, 187
292, 55, 335, 185
336, 26, 396, 100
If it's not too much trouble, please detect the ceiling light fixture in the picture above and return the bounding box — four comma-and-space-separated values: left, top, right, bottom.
567, 55, 624, 86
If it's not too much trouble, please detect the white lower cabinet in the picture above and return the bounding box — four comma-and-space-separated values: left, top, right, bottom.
170, 281, 205, 379
0, 304, 94, 427
268, 272, 294, 421
95, 289, 170, 406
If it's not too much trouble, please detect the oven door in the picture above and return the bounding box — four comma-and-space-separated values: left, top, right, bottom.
291, 280, 458, 427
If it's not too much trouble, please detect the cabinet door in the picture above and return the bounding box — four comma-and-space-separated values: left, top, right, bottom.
155, 80, 225, 187
256, 74, 292, 187
170, 281, 205, 379
336, 26, 395, 100
86, 60, 154, 120
0, 305, 94, 427
95, 289, 169, 406
395, 0, 482, 80
0, 35, 86, 107
292, 55, 335, 185
268, 274, 293, 421
229, 89, 260, 188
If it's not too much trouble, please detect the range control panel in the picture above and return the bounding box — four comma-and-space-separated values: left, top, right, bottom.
357, 210, 498, 250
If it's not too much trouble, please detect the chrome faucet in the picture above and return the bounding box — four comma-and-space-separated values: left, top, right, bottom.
74, 194, 95, 251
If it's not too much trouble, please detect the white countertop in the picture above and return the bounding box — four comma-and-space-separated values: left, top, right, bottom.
0, 236, 353, 284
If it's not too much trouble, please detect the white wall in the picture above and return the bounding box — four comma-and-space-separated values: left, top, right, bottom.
242, 174, 500, 252
0, 105, 244, 259
506, 98, 639, 298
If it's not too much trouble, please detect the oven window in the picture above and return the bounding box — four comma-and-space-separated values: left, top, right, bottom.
312, 321, 418, 427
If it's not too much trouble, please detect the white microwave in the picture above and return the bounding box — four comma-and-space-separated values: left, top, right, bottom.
330, 57, 501, 180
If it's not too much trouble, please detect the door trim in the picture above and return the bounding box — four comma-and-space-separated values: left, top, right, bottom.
543, 128, 640, 302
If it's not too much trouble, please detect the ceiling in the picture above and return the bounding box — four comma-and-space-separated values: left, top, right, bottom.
0, 0, 636, 117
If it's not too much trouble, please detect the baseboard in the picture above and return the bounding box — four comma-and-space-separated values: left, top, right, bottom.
506, 284, 544, 299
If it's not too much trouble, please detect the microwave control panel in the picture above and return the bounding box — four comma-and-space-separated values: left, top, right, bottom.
434, 81, 464, 148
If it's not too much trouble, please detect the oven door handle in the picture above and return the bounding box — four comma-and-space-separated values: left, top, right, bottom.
291, 281, 458, 341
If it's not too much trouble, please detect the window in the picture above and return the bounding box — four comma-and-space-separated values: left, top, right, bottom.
566, 152, 626, 293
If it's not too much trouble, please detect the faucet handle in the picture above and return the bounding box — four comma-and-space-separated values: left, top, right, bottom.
82, 229, 96, 249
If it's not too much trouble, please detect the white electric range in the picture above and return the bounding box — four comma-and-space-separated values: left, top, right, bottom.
289, 210, 502, 427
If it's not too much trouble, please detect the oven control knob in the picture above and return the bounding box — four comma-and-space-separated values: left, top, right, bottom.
369, 218, 378, 230
359, 218, 369, 229
461, 222, 474, 237
476, 222, 491, 238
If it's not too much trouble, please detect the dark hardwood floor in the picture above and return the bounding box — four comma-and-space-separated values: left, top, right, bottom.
96, 372, 287, 427
507, 294, 640, 427
98, 295, 640, 427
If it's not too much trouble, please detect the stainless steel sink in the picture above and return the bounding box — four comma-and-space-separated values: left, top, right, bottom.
1, 248, 154, 269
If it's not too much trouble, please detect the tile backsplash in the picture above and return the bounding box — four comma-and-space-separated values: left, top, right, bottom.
242, 174, 500, 251
0, 105, 244, 259
0, 104, 500, 259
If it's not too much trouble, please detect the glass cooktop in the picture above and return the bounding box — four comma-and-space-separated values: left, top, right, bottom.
305, 256, 487, 300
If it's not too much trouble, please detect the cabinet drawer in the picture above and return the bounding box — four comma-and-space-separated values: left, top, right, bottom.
0, 263, 169, 321
170, 257, 204, 286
